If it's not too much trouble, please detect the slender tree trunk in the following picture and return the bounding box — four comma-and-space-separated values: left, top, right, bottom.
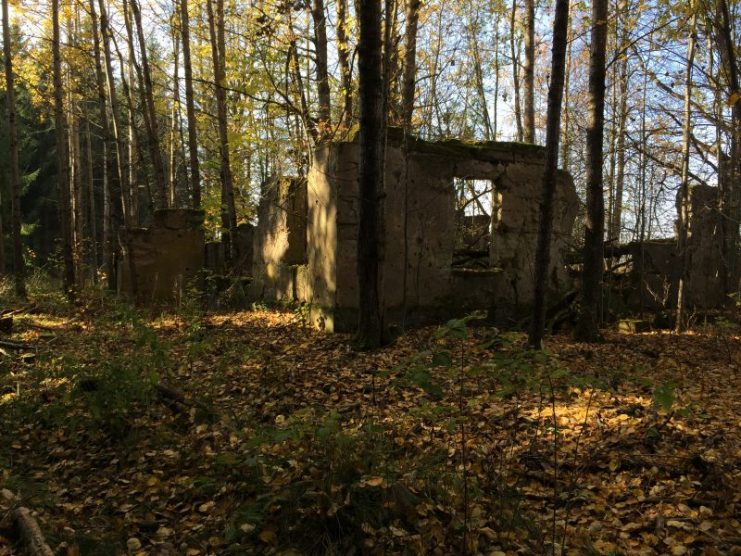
574, 0, 608, 342
180, 0, 201, 208
99, 0, 138, 296
122, 0, 149, 214
527, 0, 570, 348
355, 0, 385, 349
400, 0, 420, 130
493, 23, 500, 139
560, 11, 572, 170
69, 101, 84, 284
522, 0, 535, 142
336, 0, 353, 128
2, 0, 25, 297
66, 9, 83, 285
130, 0, 168, 208
52, 0, 75, 297
84, 117, 98, 283
509, 0, 523, 141
98, 0, 129, 226
675, 10, 698, 332
610, 1, 629, 242
312, 0, 331, 137
89, 0, 116, 288
469, 14, 493, 140
207, 0, 238, 264
717, 0, 740, 295
169, 18, 181, 207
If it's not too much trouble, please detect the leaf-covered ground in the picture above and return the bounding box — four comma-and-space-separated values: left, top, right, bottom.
0, 296, 739, 555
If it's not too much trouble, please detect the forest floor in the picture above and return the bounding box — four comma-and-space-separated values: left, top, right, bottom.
0, 283, 739, 556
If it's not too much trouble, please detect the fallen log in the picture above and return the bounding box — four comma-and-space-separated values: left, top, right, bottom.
13, 507, 54, 556
1, 491, 54, 556
155, 383, 216, 417
0, 340, 32, 351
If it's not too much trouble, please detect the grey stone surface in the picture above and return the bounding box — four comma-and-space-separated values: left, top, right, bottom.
119, 209, 205, 303
254, 134, 579, 331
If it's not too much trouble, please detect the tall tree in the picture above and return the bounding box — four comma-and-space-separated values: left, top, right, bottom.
609, 2, 629, 242
89, 0, 116, 287
180, 0, 201, 208
716, 0, 740, 296
130, 0, 168, 208
400, 0, 420, 130
527, 0, 570, 348
574, 0, 609, 342
52, 0, 75, 297
675, 7, 698, 332
206, 0, 238, 263
336, 0, 353, 128
168, 16, 182, 207
522, 0, 535, 143
509, 0, 524, 141
2, 0, 25, 297
355, 0, 386, 349
311, 0, 331, 137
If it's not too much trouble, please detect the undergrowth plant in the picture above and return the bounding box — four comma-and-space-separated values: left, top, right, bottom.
388, 314, 615, 554
221, 410, 407, 554
73, 306, 169, 437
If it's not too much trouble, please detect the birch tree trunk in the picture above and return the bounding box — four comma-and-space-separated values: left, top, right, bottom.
675, 9, 698, 332
180, 0, 201, 208
400, 0, 420, 130
312, 0, 331, 138
169, 18, 182, 207
130, 0, 168, 208
336, 0, 353, 128
522, 0, 535, 143
207, 0, 238, 264
84, 117, 98, 283
509, 0, 523, 141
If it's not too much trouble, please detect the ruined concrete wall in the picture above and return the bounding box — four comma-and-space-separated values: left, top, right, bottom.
684, 186, 727, 308
616, 186, 727, 312
488, 164, 578, 312
251, 176, 308, 301
303, 136, 578, 331
119, 209, 204, 303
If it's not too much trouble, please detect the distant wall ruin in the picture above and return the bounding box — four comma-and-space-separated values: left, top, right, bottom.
118, 209, 205, 303
614, 185, 730, 312
252, 133, 579, 331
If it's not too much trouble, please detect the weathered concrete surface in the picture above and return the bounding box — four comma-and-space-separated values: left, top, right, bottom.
251, 133, 579, 331
683, 185, 727, 308
206, 224, 255, 275
251, 176, 309, 301
119, 209, 204, 303
614, 186, 729, 312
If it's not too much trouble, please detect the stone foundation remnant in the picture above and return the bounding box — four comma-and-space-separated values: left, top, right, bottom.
610, 185, 730, 312
119, 209, 205, 303
252, 132, 579, 331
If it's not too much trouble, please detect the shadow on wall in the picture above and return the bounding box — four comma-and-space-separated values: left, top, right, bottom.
252, 131, 579, 331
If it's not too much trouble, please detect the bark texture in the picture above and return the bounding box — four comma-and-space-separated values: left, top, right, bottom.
527, 0, 570, 348
355, 0, 386, 349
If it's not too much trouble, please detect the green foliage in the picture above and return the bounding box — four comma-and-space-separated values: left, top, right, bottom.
73, 308, 167, 437
652, 381, 676, 411
220, 411, 409, 554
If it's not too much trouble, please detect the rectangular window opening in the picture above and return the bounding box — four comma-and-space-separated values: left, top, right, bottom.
453, 178, 494, 269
